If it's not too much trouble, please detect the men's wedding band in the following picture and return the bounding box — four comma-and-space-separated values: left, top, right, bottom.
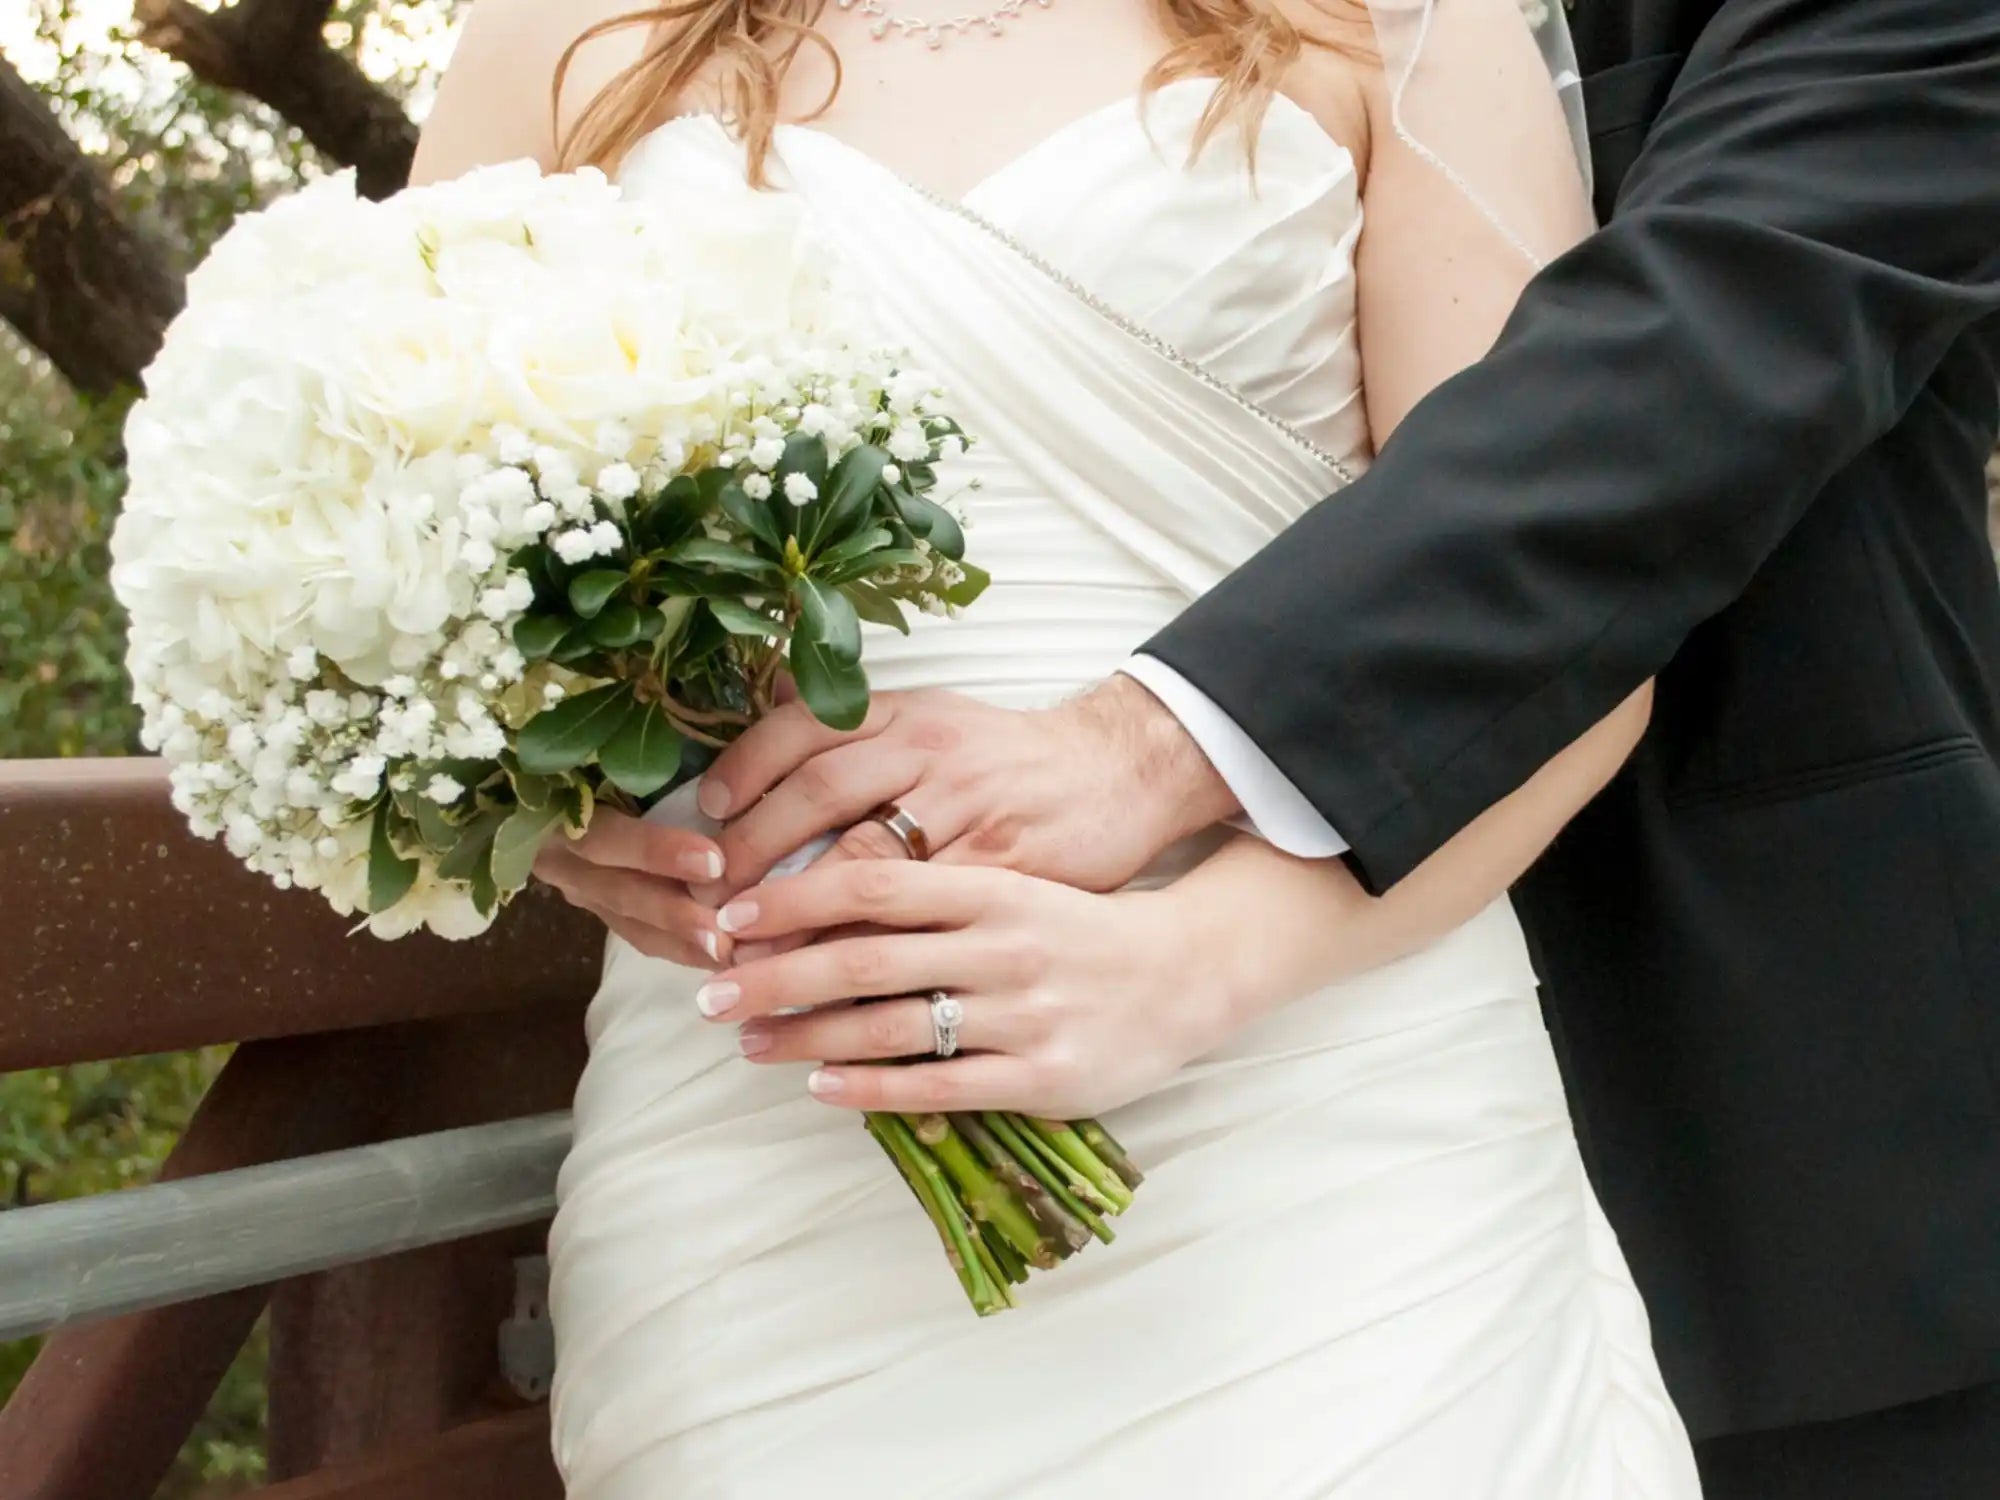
928, 991, 964, 1059
868, 803, 931, 861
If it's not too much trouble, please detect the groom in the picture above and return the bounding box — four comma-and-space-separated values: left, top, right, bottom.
691, 0, 2000, 1491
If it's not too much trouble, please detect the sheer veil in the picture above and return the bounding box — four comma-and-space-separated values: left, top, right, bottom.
1363, 0, 1593, 266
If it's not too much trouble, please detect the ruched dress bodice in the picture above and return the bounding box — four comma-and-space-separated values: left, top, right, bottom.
617, 79, 1366, 708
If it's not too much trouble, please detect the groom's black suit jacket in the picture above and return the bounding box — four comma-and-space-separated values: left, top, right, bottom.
1149, 0, 2000, 1442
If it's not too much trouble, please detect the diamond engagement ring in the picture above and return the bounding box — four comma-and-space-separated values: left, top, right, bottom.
868, 803, 932, 861
928, 991, 964, 1058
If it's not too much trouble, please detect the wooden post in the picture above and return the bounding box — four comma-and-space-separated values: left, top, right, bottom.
0, 1031, 401, 1500
265, 1003, 587, 1482
265, 1230, 542, 1478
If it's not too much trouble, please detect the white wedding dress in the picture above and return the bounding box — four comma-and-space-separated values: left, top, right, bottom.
549, 79, 1702, 1499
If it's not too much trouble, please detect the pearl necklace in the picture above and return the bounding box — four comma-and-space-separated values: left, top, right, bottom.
834, 0, 1054, 49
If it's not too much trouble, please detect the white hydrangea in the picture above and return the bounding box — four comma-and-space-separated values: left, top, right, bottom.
111, 161, 953, 938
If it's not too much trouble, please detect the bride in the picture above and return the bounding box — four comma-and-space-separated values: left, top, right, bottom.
413, 1, 1701, 1494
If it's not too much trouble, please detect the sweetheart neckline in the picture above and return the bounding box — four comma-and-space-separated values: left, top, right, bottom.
637, 76, 1355, 212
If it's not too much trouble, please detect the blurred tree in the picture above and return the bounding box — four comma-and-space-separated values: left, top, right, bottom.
0, 60, 182, 393
1, 0, 428, 387
132, 0, 418, 195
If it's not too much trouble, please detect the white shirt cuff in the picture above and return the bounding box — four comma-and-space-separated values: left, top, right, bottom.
1118, 655, 1350, 859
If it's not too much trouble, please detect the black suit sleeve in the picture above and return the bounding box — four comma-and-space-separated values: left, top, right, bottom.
1145, 0, 2000, 893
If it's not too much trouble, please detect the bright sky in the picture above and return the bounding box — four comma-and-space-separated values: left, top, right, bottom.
0, 0, 129, 83
0, 1, 459, 99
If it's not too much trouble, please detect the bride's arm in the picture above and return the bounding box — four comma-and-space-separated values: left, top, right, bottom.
1148, 17, 1658, 1004
408, 0, 563, 183
409, 0, 642, 186
1120, 19, 1652, 1002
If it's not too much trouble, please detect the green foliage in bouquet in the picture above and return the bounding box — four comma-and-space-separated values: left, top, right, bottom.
362, 427, 989, 922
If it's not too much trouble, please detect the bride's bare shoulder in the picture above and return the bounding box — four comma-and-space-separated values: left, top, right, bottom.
1268, 0, 1378, 184
411, 0, 647, 184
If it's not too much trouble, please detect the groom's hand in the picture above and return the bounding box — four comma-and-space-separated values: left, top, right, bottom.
694, 676, 1238, 900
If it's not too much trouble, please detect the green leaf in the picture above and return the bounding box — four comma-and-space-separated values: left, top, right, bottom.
812, 443, 891, 550
674, 607, 731, 669
634, 475, 706, 552
664, 537, 784, 580
824, 547, 925, 586
925, 508, 967, 562
814, 526, 894, 574
491, 801, 564, 894
433, 757, 499, 790
777, 430, 829, 490
367, 800, 418, 915
598, 701, 684, 798
470, 853, 499, 917
437, 805, 507, 882
650, 594, 698, 660
893, 491, 966, 561
513, 545, 559, 607
587, 600, 647, 649
844, 581, 911, 635
557, 776, 597, 832
794, 577, 861, 664
943, 560, 992, 609
567, 569, 629, 619
705, 598, 785, 638
790, 635, 870, 731
551, 626, 601, 665
719, 481, 785, 554
513, 613, 572, 661
515, 682, 634, 774
394, 786, 460, 853
510, 769, 561, 811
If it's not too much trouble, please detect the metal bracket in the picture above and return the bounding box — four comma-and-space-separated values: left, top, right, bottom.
498, 1254, 556, 1402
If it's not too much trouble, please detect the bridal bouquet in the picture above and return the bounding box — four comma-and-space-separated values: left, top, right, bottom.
109, 160, 1136, 1313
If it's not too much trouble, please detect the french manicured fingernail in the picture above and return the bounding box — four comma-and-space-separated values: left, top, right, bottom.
695, 980, 739, 1018
807, 1069, 843, 1098
698, 930, 720, 964
717, 900, 758, 934
738, 1027, 772, 1058
697, 778, 732, 820
682, 849, 725, 882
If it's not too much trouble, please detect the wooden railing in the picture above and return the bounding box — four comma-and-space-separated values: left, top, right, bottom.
0, 758, 604, 1500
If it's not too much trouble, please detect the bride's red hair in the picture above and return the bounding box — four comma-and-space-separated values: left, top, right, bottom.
553, 1, 1368, 185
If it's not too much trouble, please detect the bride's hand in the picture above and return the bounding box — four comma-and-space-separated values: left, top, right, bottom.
533, 808, 730, 969
693, 860, 1245, 1118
